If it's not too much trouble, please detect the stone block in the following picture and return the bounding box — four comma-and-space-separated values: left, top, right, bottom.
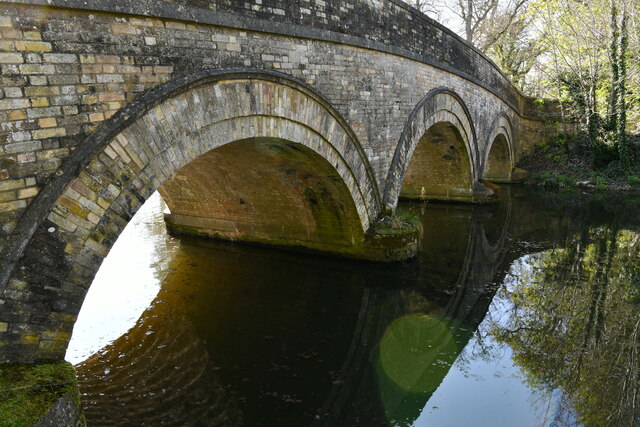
0, 52, 23, 63
15, 41, 52, 52
33, 127, 66, 139
111, 23, 137, 35
31, 97, 50, 108
4, 86, 23, 97
17, 187, 38, 199
18, 63, 55, 74
89, 112, 104, 122
0, 199, 27, 213
0, 98, 30, 110
96, 74, 124, 83
25, 86, 60, 97
5, 140, 41, 154
23, 31, 42, 41
7, 110, 26, 120
0, 191, 17, 202
27, 106, 62, 118
38, 117, 57, 128
43, 53, 78, 63
1, 28, 22, 40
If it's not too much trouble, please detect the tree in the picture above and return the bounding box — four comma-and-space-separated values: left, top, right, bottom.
407, 0, 443, 19
471, 0, 530, 51
608, 0, 620, 132
530, 0, 610, 146
485, 7, 543, 90
616, 9, 630, 169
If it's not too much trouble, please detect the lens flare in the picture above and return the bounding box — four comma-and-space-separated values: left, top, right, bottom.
378, 313, 459, 394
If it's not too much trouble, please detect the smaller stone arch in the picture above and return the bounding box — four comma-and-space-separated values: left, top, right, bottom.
483, 114, 514, 182
384, 88, 491, 208
482, 114, 526, 183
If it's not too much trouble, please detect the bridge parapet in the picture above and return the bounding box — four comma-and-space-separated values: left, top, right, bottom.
5, 0, 546, 115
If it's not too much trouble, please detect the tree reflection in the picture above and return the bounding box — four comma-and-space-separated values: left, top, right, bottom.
490, 226, 640, 427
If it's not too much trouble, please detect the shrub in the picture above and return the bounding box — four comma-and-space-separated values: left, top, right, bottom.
628, 175, 640, 186
594, 175, 607, 191
538, 133, 568, 163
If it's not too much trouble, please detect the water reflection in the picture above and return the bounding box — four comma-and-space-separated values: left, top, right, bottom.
66, 193, 178, 363
490, 229, 640, 427
69, 188, 640, 426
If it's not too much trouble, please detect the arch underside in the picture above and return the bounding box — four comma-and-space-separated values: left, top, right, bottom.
159, 137, 364, 250
484, 134, 512, 182
482, 115, 526, 183
400, 122, 475, 202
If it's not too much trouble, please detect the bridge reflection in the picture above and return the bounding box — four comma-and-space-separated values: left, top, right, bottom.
73, 188, 640, 426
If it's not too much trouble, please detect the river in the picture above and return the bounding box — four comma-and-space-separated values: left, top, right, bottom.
66, 187, 640, 426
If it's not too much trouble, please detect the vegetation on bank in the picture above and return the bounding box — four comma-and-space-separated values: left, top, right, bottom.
0, 361, 81, 427
518, 131, 640, 192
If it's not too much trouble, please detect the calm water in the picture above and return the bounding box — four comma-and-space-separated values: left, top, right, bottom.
67, 188, 640, 427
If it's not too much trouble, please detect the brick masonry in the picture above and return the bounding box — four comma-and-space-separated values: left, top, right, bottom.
0, 0, 568, 363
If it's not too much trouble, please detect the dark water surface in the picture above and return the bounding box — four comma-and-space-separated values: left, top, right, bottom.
67, 188, 640, 426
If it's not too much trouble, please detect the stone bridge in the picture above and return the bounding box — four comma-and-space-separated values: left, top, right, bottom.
0, 0, 565, 364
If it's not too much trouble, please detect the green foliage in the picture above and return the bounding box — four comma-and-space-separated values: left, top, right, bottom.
532, 171, 576, 189
627, 175, 640, 187
525, 0, 636, 162
537, 133, 567, 163
602, 160, 627, 178
591, 138, 623, 171
557, 174, 575, 187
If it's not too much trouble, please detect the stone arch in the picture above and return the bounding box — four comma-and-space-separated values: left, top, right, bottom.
483, 113, 516, 183
0, 69, 384, 363
384, 89, 486, 208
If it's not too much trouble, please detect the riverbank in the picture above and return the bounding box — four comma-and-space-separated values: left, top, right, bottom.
517, 133, 640, 192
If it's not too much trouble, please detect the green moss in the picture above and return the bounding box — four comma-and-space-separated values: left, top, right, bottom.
0, 361, 80, 427
373, 212, 420, 235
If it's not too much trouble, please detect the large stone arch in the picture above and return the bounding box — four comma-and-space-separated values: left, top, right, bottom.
482, 113, 516, 183
0, 69, 387, 363
383, 89, 488, 208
